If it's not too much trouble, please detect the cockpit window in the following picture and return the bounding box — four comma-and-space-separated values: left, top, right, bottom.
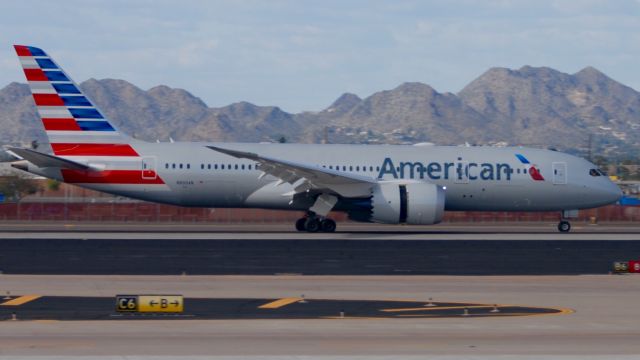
589, 169, 601, 177
598, 169, 607, 176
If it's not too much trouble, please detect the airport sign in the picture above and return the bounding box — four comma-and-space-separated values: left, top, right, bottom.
116, 295, 184, 313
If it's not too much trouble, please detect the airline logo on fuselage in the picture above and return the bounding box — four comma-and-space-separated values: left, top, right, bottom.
377, 154, 545, 182
515, 153, 545, 181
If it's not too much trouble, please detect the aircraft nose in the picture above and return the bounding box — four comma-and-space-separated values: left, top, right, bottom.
601, 181, 623, 204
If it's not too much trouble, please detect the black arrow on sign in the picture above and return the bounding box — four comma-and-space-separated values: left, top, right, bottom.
171, 300, 179, 307
149, 300, 157, 307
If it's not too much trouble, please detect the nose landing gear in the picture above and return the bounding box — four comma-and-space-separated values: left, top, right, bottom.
558, 209, 578, 233
557, 220, 571, 233
295, 214, 336, 233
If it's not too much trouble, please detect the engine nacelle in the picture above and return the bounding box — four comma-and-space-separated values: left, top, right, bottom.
369, 182, 445, 225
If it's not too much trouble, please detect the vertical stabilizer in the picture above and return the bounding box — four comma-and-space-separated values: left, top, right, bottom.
13, 45, 136, 156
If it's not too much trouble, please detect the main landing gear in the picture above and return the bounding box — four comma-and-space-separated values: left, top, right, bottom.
297, 194, 339, 233
295, 214, 336, 233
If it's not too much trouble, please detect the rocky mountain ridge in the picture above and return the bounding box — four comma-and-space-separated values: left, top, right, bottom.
1, 65, 639, 156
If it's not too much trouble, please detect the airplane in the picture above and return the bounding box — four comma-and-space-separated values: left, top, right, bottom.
7, 45, 622, 233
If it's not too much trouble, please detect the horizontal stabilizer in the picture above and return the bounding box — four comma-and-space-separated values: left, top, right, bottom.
8, 147, 89, 170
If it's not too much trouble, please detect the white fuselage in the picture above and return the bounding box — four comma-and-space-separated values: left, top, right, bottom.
34, 142, 621, 213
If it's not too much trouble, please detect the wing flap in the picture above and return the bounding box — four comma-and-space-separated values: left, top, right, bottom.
206, 145, 375, 197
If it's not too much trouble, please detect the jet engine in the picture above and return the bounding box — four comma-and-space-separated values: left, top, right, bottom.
347, 182, 445, 225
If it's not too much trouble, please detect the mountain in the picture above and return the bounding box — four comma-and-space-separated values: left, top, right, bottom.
1, 66, 639, 156
458, 66, 640, 152
299, 82, 505, 145
0, 82, 41, 145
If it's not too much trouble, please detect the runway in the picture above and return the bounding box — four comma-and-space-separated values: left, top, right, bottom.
0, 223, 638, 356
1, 238, 638, 275
1, 225, 639, 275
2, 221, 640, 238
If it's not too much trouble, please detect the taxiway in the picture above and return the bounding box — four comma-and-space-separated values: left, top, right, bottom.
0, 223, 638, 356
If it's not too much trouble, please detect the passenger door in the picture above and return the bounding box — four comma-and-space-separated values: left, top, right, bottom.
552, 162, 567, 184
142, 156, 157, 180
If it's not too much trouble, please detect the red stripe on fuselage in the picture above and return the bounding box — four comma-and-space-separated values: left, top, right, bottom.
42, 118, 81, 131
61, 169, 165, 184
51, 143, 139, 156
24, 68, 47, 81
33, 93, 64, 106
14, 45, 31, 56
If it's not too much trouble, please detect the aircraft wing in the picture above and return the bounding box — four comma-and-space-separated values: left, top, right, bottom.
207, 145, 375, 197
8, 147, 90, 170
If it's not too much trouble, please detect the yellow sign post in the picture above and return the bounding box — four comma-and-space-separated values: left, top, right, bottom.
116, 295, 184, 313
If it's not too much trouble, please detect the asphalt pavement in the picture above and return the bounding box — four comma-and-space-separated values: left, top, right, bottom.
0, 237, 638, 275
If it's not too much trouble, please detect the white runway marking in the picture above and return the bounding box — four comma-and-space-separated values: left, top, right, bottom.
0, 231, 638, 240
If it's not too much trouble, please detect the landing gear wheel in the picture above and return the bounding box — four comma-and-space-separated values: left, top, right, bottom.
305, 218, 321, 233
295, 218, 307, 232
320, 218, 337, 233
558, 220, 571, 233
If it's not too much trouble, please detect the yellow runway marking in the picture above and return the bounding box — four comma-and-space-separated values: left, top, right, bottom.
395, 312, 531, 317
381, 305, 497, 312
1, 295, 42, 306
259, 297, 302, 309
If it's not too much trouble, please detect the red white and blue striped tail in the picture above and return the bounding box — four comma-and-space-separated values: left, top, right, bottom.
13, 45, 135, 156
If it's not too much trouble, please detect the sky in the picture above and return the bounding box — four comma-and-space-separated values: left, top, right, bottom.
1, 0, 640, 113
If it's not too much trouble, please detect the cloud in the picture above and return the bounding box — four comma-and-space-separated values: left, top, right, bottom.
1, 1, 640, 111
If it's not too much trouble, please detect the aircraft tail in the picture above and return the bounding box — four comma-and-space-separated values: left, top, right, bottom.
13, 45, 137, 157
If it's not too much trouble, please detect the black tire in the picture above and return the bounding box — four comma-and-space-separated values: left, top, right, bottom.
320, 219, 336, 233
558, 220, 571, 233
305, 218, 321, 233
295, 218, 307, 232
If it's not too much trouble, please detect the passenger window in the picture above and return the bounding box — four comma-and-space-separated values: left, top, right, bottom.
179, 164, 183, 169
165, 163, 169, 169
523, 168, 527, 174
235, 164, 238, 170
349, 166, 353, 171
214, 164, 217, 170
241, 164, 245, 170
369, 166, 373, 172
248, 164, 252, 170
208, 164, 211, 170
342, 166, 346, 171
221, 164, 225, 170
187, 164, 190, 169
172, 163, 176, 169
